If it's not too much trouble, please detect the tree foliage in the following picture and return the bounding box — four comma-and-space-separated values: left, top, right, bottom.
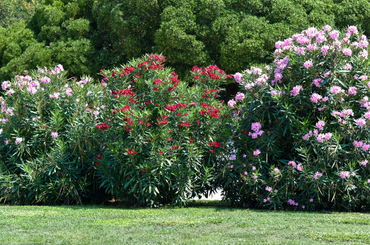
1, 0, 370, 81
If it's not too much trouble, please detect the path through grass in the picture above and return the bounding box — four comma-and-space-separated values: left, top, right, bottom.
0, 201, 369, 244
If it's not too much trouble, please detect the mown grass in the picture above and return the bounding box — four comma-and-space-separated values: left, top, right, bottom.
0, 201, 369, 244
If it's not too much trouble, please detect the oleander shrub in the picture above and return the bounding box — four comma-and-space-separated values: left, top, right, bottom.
96, 54, 234, 207
220, 25, 370, 211
0, 65, 107, 204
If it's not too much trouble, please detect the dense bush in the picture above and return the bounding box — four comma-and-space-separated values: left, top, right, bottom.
221, 25, 370, 211
96, 54, 234, 207
0, 65, 107, 204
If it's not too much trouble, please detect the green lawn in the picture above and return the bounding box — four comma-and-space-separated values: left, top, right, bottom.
0, 201, 369, 244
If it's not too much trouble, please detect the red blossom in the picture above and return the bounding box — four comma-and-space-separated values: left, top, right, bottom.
96, 123, 110, 130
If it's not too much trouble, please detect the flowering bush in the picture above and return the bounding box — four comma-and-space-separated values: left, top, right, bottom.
96, 54, 234, 207
0, 65, 107, 204
222, 26, 370, 211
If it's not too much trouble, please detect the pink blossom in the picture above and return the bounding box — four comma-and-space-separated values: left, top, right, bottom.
297, 164, 303, 171
228, 99, 237, 108
323, 25, 332, 32
348, 87, 357, 95
353, 140, 364, 148
347, 26, 358, 35
288, 161, 297, 168
243, 154, 247, 158
342, 48, 352, 56
303, 60, 313, 68
360, 75, 368, 81
321, 45, 330, 55
360, 160, 368, 166
234, 72, 243, 83
254, 175, 258, 179
340, 171, 350, 179
290, 85, 303, 97
265, 186, 272, 192
310, 198, 314, 202
362, 144, 370, 151
330, 86, 344, 94
251, 122, 262, 132
244, 171, 248, 175
235, 92, 245, 101
253, 149, 261, 156
230, 155, 236, 160
274, 73, 283, 80
314, 172, 323, 179
275, 41, 284, 49
364, 112, 370, 119
2, 81, 10, 90
310, 93, 322, 103
356, 118, 366, 126
274, 168, 280, 173
15, 138, 23, 144
51, 132, 58, 138
329, 30, 339, 39
315, 121, 325, 130
41, 77, 51, 84
360, 50, 368, 59
313, 78, 323, 87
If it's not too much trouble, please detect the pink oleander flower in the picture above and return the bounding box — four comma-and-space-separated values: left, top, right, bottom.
265, 186, 272, 192
362, 144, 370, 151
253, 149, 261, 156
342, 48, 352, 56
15, 138, 23, 144
314, 172, 323, 179
228, 99, 237, 108
315, 121, 325, 130
251, 122, 262, 132
230, 155, 236, 160
274, 72, 283, 80
343, 63, 352, 70
340, 171, 350, 179
274, 168, 280, 173
303, 60, 313, 68
235, 92, 245, 101
329, 30, 339, 39
310, 93, 322, 103
330, 86, 344, 94
313, 78, 323, 87
253, 175, 258, 179
252, 166, 256, 171
2, 81, 10, 90
360, 75, 368, 81
297, 164, 303, 171
347, 25, 358, 35
360, 50, 368, 59
244, 171, 248, 175
275, 41, 284, 49
360, 160, 368, 166
348, 87, 357, 95
353, 140, 364, 148
356, 118, 366, 126
41, 76, 51, 84
51, 132, 58, 138
234, 72, 243, 83
290, 85, 303, 97
243, 154, 247, 158
323, 25, 332, 32
288, 161, 297, 168
310, 198, 314, 202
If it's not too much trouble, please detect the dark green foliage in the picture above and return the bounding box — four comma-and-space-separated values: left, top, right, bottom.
2, 0, 370, 82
